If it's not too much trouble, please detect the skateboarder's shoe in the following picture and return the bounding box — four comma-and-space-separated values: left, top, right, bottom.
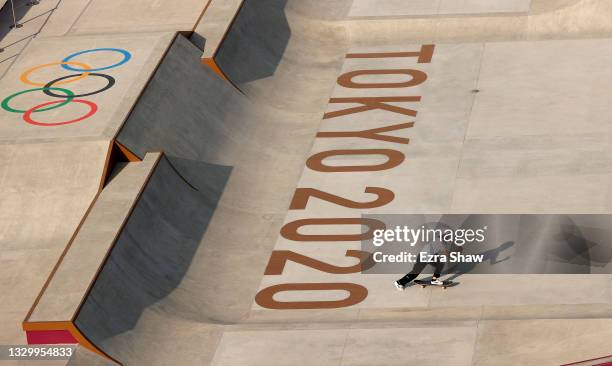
431, 278, 443, 285
394, 281, 405, 291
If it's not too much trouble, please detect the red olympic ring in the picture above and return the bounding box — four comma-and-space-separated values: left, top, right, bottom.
23, 99, 98, 126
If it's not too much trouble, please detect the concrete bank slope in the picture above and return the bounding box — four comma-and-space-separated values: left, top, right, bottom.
23, 153, 162, 362
63, 3, 612, 366
0, 30, 175, 353
73, 154, 220, 364
0, 0, 245, 362
0, 0, 219, 350
75, 25, 345, 363
4, 0, 612, 365
209, 1, 612, 365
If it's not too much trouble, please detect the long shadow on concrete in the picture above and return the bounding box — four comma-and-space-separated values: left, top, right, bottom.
216, 0, 290, 85
445, 241, 515, 281
0, 0, 32, 39
81, 0, 352, 358
74, 155, 230, 342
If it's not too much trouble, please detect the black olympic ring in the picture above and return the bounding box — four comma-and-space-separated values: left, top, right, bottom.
42, 73, 116, 98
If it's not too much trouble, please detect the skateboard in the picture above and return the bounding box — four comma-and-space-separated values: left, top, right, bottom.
414, 279, 454, 289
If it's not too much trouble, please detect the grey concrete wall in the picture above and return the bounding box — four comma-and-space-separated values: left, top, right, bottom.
74, 155, 222, 362
214, 0, 350, 111
91, 26, 343, 364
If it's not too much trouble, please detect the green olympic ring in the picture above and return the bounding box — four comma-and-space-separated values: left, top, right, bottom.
1, 87, 75, 113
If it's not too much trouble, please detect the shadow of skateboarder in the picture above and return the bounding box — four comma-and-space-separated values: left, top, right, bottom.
444, 241, 515, 282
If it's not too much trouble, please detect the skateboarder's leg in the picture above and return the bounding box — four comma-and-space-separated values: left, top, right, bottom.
397, 258, 426, 286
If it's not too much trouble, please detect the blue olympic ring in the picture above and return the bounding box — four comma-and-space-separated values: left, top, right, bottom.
61, 48, 131, 72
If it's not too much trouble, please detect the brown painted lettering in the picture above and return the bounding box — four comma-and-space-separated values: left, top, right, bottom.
280, 218, 385, 241
317, 122, 413, 144
346, 45, 435, 63
306, 149, 405, 172
324, 96, 420, 119
337, 69, 427, 89
255, 283, 368, 309
289, 187, 394, 210
264, 250, 373, 275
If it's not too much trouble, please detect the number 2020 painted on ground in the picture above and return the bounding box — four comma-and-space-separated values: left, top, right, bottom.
1, 48, 131, 126
254, 187, 393, 310
254, 45, 436, 310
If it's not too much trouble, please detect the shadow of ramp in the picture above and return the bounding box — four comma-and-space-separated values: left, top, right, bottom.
73, 156, 230, 357
216, 0, 290, 85
116, 34, 244, 164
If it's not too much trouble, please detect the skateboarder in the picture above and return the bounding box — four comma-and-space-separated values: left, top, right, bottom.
394, 234, 463, 290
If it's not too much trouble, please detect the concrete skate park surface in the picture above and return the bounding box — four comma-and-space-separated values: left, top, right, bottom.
2, 0, 612, 365
349, 0, 533, 18
0, 32, 174, 141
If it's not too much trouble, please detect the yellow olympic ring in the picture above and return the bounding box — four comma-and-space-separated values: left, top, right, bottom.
20, 62, 92, 87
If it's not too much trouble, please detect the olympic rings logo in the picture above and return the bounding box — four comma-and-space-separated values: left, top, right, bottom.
1, 48, 132, 126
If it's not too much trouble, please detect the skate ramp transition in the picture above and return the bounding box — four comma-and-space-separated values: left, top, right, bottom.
13, 0, 612, 365
74, 153, 229, 362
0, 29, 182, 360
22, 153, 163, 361
51, 26, 342, 364
23, 146, 230, 363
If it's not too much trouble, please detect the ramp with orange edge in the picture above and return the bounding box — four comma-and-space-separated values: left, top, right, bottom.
191, 0, 245, 82
23, 321, 114, 362
22, 152, 162, 364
